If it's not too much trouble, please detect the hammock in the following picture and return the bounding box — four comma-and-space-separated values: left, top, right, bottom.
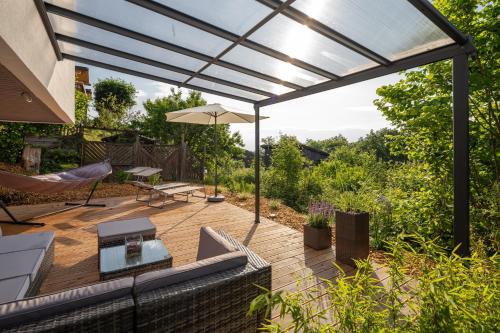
0, 161, 112, 194
0, 161, 112, 226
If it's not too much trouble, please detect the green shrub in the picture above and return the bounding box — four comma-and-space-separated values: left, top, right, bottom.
225, 170, 255, 194
0, 123, 62, 163
40, 148, 80, 173
115, 170, 130, 184
268, 199, 281, 211
262, 136, 304, 209
148, 173, 162, 186
249, 237, 500, 332
236, 192, 251, 201
296, 168, 322, 211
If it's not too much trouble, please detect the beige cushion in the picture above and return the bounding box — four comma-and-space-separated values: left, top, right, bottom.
0, 276, 30, 304
134, 251, 248, 294
0, 277, 134, 329
0, 249, 44, 282
97, 218, 156, 243
0, 232, 54, 254
196, 227, 236, 260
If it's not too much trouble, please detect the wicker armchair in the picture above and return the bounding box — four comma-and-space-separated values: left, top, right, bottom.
134, 230, 272, 333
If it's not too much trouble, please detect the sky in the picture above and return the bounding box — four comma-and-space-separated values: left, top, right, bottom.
85, 65, 402, 150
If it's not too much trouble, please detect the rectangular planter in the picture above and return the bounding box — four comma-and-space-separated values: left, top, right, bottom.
304, 224, 332, 250
335, 210, 369, 266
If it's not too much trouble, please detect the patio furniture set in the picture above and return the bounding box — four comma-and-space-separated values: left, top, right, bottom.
0, 222, 271, 332
125, 166, 206, 207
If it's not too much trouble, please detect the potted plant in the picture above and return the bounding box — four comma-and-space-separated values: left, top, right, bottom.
335, 192, 369, 266
304, 201, 334, 250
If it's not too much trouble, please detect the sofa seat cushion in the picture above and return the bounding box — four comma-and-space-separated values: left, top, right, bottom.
0, 249, 44, 282
134, 251, 248, 294
196, 226, 237, 260
0, 276, 30, 304
98, 217, 156, 242
0, 277, 134, 329
0, 232, 54, 254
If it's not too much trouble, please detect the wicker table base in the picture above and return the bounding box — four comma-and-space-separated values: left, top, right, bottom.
99, 240, 172, 281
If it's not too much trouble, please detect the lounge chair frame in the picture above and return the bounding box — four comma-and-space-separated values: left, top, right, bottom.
148, 185, 206, 208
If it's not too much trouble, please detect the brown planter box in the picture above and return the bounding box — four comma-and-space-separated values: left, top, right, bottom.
335, 211, 369, 266
304, 224, 332, 250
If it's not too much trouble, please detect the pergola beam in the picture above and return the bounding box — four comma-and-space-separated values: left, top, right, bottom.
44, 2, 303, 91
126, 0, 338, 81
34, 0, 62, 60
63, 54, 258, 104
255, 0, 391, 66
256, 42, 471, 107
407, 0, 468, 45
56, 34, 274, 98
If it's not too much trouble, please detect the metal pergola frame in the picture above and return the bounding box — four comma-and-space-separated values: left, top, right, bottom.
36, 0, 475, 256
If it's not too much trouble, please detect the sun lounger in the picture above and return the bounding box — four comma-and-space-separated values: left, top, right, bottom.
149, 185, 206, 208
125, 167, 165, 201
135, 182, 189, 203
133, 168, 163, 179
124, 166, 162, 183
123, 166, 149, 174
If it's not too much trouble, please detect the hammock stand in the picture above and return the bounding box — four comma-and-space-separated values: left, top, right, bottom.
0, 161, 112, 227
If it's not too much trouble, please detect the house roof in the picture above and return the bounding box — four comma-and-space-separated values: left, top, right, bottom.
37, 0, 474, 107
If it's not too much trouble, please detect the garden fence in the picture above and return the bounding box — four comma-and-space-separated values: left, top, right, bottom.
82, 140, 204, 182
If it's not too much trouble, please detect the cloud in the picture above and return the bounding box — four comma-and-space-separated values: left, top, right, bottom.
136, 89, 147, 98
151, 82, 175, 98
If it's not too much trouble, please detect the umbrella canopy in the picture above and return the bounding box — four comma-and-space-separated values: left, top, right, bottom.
166, 103, 268, 124
166, 103, 268, 202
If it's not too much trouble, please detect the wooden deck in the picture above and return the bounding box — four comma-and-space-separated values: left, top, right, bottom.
1, 195, 391, 325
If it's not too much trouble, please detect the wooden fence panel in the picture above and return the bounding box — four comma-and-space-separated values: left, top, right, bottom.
82, 141, 203, 182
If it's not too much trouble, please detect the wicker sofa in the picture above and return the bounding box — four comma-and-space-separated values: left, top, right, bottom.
0, 228, 271, 333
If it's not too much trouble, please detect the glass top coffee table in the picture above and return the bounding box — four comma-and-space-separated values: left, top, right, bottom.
99, 239, 172, 280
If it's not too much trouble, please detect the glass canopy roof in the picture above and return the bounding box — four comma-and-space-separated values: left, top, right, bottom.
41, 0, 470, 105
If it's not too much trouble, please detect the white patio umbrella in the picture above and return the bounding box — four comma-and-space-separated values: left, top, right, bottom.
166, 103, 268, 202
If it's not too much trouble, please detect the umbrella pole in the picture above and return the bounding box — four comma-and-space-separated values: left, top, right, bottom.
208, 114, 224, 202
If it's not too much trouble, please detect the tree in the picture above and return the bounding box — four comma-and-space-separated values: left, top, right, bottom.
93, 78, 137, 128
74, 90, 90, 126
137, 89, 244, 178
305, 134, 349, 153
374, 0, 499, 250
263, 135, 304, 208
355, 128, 406, 162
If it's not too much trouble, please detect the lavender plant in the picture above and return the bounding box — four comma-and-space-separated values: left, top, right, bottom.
308, 201, 335, 228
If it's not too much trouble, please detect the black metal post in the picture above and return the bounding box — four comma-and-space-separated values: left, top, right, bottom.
254, 105, 260, 223
452, 53, 470, 257
214, 114, 218, 198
